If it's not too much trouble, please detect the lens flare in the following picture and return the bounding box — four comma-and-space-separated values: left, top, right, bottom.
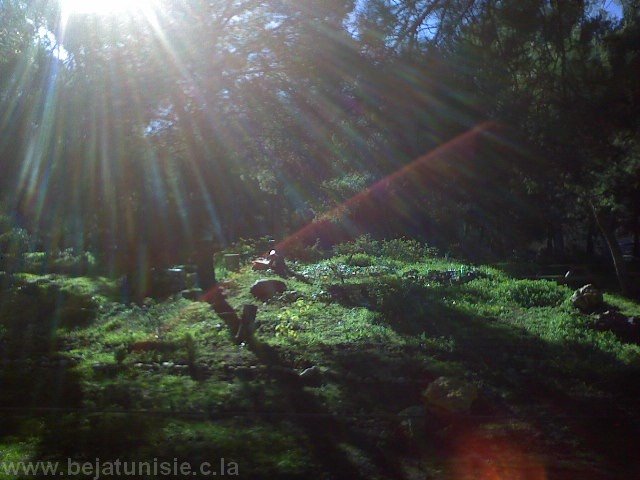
452, 432, 547, 480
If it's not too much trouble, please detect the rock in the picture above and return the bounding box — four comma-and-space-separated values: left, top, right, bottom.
571, 284, 604, 313
594, 310, 640, 343
424, 377, 478, 414
268, 250, 289, 276
250, 279, 286, 301
251, 251, 289, 276
299, 366, 323, 386
223, 254, 241, 272
252, 258, 271, 271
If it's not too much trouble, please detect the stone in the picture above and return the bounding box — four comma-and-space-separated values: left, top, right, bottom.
250, 279, 286, 301
594, 310, 640, 343
424, 377, 478, 414
251, 251, 289, 276
252, 258, 271, 271
571, 284, 604, 313
223, 254, 241, 272
268, 250, 289, 276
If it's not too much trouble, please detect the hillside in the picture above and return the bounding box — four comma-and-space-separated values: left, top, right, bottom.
1, 239, 639, 479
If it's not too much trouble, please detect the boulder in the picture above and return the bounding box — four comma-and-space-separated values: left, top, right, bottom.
571, 284, 604, 313
252, 258, 271, 271
594, 310, 640, 343
250, 279, 286, 301
267, 250, 289, 276
251, 251, 289, 276
424, 377, 478, 414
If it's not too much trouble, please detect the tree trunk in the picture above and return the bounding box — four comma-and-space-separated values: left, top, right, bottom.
590, 202, 629, 296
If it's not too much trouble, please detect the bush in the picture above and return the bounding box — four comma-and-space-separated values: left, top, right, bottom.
334, 236, 438, 263
0, 228, 30, 257
333, 235, 380, 257
322, 172, 374, 199
22, 249, 97, 275
380, 238, 439, 262
346, 253, 374, 267
506, 280, 568, 308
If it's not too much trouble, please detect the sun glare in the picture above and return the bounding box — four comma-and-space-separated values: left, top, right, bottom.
61, 0, 156, 15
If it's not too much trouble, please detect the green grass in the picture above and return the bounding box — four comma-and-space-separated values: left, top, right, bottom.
1, 238, 639, 479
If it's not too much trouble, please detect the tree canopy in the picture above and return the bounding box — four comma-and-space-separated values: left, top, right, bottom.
0, 0, 638, 290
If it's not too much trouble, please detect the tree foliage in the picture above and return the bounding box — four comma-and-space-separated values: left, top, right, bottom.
0, 0, 638, 292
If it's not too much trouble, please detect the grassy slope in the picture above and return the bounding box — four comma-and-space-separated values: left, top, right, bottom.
1, 250, 639, 479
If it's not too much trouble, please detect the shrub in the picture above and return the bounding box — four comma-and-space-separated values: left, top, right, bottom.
380, 238, 439, 262
23, 249, 97, 275
346, 253, 374, 267
334, 236, 438, 263
506, 280, 568, 308
0, 228, 30, 257
333, 235, 380, 257
322, 172, 374, 199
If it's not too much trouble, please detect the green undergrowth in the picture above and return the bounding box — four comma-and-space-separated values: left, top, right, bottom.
1, 237, 639, 479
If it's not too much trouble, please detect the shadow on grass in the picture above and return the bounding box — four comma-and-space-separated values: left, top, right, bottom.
205, 284, 407, 480
326, 282, 640, 479
2, 273, 638, 479
0, 275, 167, 478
